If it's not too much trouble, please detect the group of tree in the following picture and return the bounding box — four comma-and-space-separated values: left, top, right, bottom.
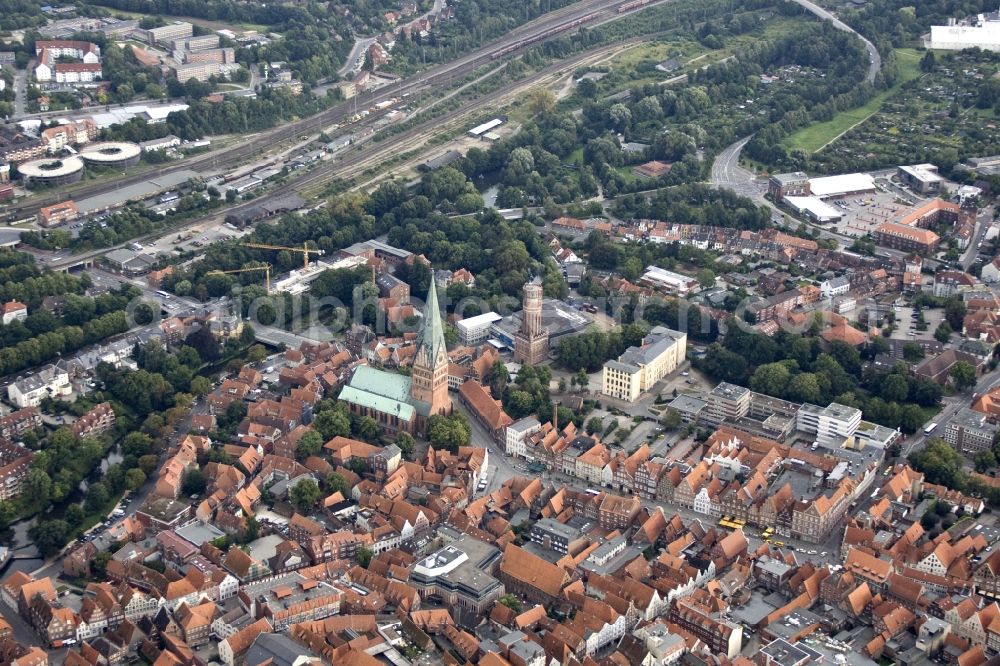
95, 335, 226, 420
426, 413, 472, 453
611, 184, 770, 231
0, 283, 142, 378
169, 169, 566, 308
0, 250, 89, 305
698, 321, 943, 433
555, 324, 648, 372
26, 424, 155, 557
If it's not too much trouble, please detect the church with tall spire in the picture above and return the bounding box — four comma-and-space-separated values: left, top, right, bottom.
339, 280, 452, 437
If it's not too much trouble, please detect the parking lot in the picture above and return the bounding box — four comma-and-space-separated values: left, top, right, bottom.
827, 186, 919, 239
76, 497, 132, 551
890, 304, 945, 343
145, 219, 251, 256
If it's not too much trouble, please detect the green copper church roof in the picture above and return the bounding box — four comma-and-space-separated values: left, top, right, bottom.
341, 366, 417, 421
414, 281, 447, 366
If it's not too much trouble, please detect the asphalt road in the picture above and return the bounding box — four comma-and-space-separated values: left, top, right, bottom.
709, 136, 758, 199
903, 361, 1000, 458
0, 598, 47, 657
788, 0, 880, 85
337, 0, 446, 77
13, 70, 25, 118
961, 205, 996, 272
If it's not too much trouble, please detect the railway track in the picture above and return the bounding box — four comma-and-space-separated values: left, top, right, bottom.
47, 33, 660, 271
12, 0, 651, 219
44, 0, 679, 270
290, 43, 658, 196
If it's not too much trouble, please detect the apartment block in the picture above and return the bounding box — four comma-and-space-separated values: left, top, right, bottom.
943, 408, 999, 454
701, 382, 751, 427
505, 417, 540, 459
797, 402, 863, 447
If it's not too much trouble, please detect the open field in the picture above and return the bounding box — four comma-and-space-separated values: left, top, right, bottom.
783, 48, 924, 153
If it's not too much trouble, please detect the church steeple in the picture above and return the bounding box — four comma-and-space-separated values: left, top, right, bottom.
413, 280, 447, 368
409, 279, 452, 416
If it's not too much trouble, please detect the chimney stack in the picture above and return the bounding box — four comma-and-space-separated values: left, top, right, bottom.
552, 402, 559, 429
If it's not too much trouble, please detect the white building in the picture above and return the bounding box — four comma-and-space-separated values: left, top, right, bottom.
580, 613, 627, 655
898, 164, 944, 194
7, 365, 72, 407
820, 276, 851, 299
77, 617, 106, 641
602, 327, 687, 402
796, 402, 863, 447
32, 62, 51, 82
53, 64, 103, 83
693, 487, 712, 514
456, 312, 503, 345
807, 173, 876, 199
139, 134, 182, 152
640, 266, 699, 296
982, 257, 1000, 283
783, 196, 843, 223
851, 420, 902, 450
469, 118, 503, 137
121, 589, 161, 620
928, 17, 1000, 52
833, 296, 857, 314
505, 417, 540, 459
635, 623, 687, 664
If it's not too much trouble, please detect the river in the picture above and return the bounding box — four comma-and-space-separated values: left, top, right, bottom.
0, 442, 124, 577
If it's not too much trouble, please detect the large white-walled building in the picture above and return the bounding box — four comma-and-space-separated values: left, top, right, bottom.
928, 16, 1000, 51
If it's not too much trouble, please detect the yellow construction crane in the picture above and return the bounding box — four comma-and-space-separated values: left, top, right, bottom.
206, 264, 273, 294
241, 242, 325, 271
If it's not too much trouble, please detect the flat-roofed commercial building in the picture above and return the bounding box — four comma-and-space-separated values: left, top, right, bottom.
410, 534, 504, 626
701, 382, 751, 427
807, 173, 876, 199
640, 266, 699, 296
783, 196, 843, 223
943, 407, 999, 453
898, 164, 943, 193
529, 518, 578, 554
797, 402, 862, 447
768, 171, 810, 200
456, 312, 503, 345
146, 22, 193, 45
238, 572, 342, 631
928, 20, 1000, 52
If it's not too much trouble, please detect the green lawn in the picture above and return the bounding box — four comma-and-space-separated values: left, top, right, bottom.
783, 48, 924, 154
614, 165, 639, 185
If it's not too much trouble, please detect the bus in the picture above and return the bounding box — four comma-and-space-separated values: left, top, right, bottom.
585, 488, 600, 496
156, 290, 171, 299
924, 422, 938, 435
